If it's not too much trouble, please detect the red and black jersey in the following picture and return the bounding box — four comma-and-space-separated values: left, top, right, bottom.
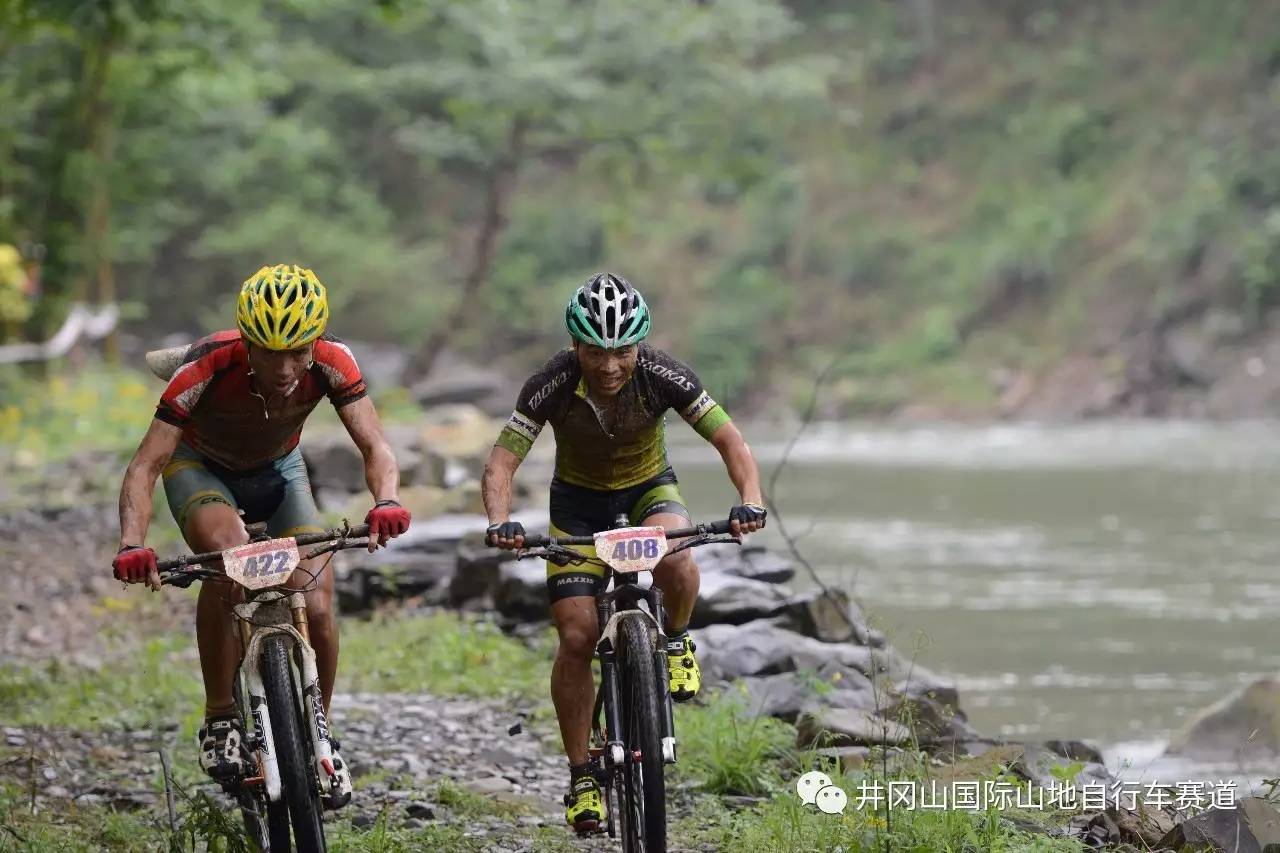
155, 330, 367, 471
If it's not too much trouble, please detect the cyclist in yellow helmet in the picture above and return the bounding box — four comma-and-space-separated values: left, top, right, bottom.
112, 264, 411, 807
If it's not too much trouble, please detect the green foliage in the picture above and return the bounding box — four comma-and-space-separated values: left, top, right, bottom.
0, 633, 203, 732
0, 367, 154, 464
338, 610, 553, 700
673, 690, 794, 796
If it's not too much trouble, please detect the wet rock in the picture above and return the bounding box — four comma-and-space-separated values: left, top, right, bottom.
814, 746, 870, 773
694, 543, 795, 584
1042, 739, 1105, 765
493, 561, 547, 622
795, 707, 911, 748
344, 340, 410, 390
1011, 743, 1115, 789
775, 588, 882, 645
418, 404, 502, 460
405, 801, 436, 820
1157, 797, 1280, 853
302, 434, 367, 493
411, 369, 511, 417
732, 666, 876, 723
452, 542, 516, 606
335, 551, 455, 613
689, 574, 789, 628
468, 776, 511, 795
697, 619, 943, 688
1165, 676, 1280, 760
882, 688, 981, 744
1098, 804, 1178, 849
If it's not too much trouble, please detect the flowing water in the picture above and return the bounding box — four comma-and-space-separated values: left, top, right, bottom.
670, 420, 1280, 785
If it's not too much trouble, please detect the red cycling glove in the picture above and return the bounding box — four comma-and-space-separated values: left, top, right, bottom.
113, 545, 158, 583
365, 499, 411, 547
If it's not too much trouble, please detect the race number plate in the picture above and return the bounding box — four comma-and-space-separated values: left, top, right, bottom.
222, 538, 301, 590
594, 526, 668, 573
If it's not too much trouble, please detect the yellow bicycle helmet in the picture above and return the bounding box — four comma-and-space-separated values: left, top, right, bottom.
236, 264, 329, 350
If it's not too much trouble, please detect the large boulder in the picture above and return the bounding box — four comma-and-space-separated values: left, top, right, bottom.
1011, 743, 1115, 790
774, 589, 883, 646
418, 404, 503, 459
302, 433, 366, 493
689, 573, 790, 628
1165, 676, 1280, 760
410, 353, 513, 416
343, 339, 410, 390
696, 619, 944, 688
1156, 798, 1280, 853
334, 550, 455, 613
695, 543, 795, 584
450, 540, 515, 606
795, 707, 912, 748
493, 560, 548, 622
730, 668, 876, 723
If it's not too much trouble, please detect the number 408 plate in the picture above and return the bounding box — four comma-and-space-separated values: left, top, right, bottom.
594, 527, 668, 573
222, 538, 301, 590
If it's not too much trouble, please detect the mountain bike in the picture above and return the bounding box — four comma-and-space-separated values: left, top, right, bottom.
156, 521, 373, 853
509, 516, 736, 853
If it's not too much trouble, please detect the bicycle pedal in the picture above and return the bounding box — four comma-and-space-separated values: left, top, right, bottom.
323, 789, 351, 811
571, 819, 601, 836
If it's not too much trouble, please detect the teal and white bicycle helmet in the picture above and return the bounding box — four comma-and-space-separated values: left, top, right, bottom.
565, 273, 651, 348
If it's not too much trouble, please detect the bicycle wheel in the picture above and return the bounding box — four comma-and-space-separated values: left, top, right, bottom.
234, 672, 289, 852
263, 635, 326, 852
618, 614, 666, 852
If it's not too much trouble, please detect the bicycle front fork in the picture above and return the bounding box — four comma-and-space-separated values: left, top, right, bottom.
234, 593, 337, 802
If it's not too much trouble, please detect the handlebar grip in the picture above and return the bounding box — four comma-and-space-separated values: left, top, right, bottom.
521, 535, 550, 549
707, 519, 733, 535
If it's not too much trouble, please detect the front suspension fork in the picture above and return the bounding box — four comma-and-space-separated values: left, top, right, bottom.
651, 595, 677, 764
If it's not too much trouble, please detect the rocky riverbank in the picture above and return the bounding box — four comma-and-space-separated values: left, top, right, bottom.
8, 417, 1280, 850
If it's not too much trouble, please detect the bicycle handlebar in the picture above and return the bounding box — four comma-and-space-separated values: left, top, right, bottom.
155, 523, 373, 572
517, 519, 733, 549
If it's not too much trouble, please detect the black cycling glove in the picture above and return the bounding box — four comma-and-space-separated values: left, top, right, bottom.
728, 503, 768, 529
486, 520, 526, 546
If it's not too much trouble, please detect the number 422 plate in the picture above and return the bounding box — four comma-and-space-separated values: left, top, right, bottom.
594, 527, 668, 573
222, 538, 301, 590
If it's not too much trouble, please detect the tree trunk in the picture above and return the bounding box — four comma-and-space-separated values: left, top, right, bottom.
81, 28, 117, 362
413, 118, 527, 378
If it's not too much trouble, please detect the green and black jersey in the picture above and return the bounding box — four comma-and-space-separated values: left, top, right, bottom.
496, 344, 732, 491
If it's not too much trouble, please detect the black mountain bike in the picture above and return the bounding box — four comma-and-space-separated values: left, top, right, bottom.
510, 516, 736, 853
156, 521, 374, 852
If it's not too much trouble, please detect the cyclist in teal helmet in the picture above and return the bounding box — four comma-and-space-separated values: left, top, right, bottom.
483, 272, 767, 834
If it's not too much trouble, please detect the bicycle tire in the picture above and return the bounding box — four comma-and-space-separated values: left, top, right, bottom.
263, 635, 326, 852
618, 614, 666, 852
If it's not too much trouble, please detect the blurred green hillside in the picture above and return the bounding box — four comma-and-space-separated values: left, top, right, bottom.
4, 0, 1280, 415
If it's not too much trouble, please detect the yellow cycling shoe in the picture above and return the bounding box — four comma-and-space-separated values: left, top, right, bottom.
667, 633, 700, 702
564, 774, 604, 833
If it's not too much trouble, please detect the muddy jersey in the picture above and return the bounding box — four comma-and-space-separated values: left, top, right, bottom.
496, 345, 731, 490
154, 330, 367, 471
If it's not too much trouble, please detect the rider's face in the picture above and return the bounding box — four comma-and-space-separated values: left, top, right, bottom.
574, 341, 638, 398
245, 341, 316, 395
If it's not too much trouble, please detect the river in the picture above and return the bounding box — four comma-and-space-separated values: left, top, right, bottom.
671, 420, 1280, 785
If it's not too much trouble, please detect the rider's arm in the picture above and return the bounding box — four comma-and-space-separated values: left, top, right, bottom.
336, 396, 399, 502
709, 421, 764, 507
482, 444, 523, 525
118, 418, 183, 547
